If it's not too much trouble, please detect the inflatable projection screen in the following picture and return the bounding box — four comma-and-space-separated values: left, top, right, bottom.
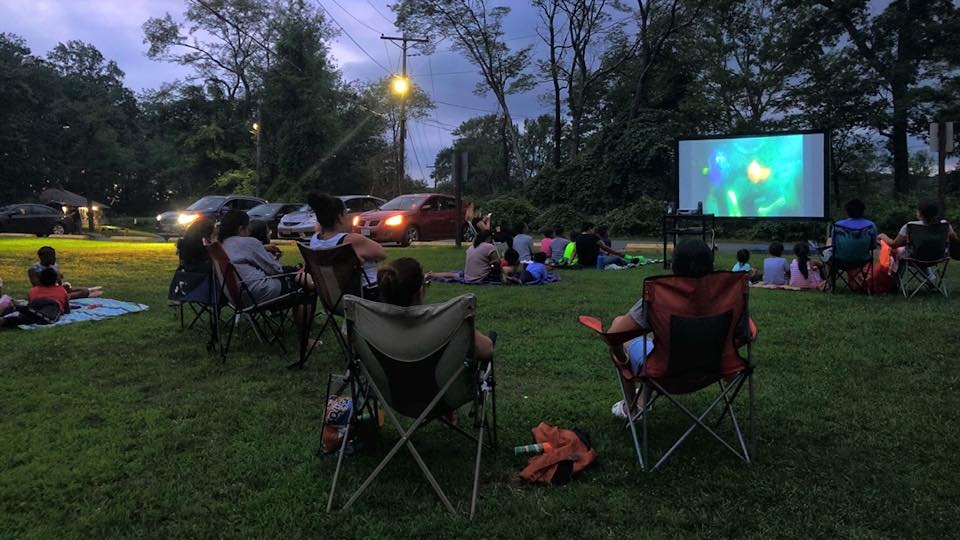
676, 130, 829, 219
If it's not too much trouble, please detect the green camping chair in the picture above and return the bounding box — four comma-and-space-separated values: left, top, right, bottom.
827, 224, 876, 294
327, 293, 497, 518
897, 222, 951, 298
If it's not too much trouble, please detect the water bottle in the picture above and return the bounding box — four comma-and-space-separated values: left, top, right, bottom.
666, 201, 675, 215
514, 442, 554, 455
596, 253, 606, 269
697, 201, 703, 215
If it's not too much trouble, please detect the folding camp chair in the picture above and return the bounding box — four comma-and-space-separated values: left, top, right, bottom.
328, 293, 496, 518
206, 242, 311, 361
291, 242, 374, 369
579, 271, 755, 471
167, 262, 222, 352
897, 223, 951, 298
826, 224, 876, 294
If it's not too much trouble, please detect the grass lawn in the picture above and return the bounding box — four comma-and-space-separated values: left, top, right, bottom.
1, 237, 959, 538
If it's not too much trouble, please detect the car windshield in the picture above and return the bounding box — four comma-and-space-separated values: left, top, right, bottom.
249, 203, 283, 215
186, 196, 227, 212
379, 195, 427, 211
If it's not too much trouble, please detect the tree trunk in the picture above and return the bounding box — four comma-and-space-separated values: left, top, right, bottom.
891, 77, 910, 194
500, 113, 510, 191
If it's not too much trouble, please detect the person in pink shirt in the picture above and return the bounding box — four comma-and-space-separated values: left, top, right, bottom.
540, 228, 554, 257
788, 242, 824, 289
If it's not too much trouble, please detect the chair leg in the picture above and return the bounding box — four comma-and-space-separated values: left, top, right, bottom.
621, 375, 643, 468
748, 371, 756, 460
470, 390, 487, 519
326, 404, 353, 512
648, 378, 748, 470
341, 361, 467, 514
641, 383, 650, 471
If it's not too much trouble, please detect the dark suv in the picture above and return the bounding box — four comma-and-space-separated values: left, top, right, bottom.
156, 195, 266, 237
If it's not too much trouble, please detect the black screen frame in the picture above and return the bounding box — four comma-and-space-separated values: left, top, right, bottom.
674, 128, 831, 221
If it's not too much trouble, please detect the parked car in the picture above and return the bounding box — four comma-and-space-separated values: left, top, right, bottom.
353, 193, 462, 246
277, 195, 385, 240
0, 203, 73, 236
247, 203, 308, 238
156, 195, 266, 237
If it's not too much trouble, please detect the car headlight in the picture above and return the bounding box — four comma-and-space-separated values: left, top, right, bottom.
384, 215, 403, 227
352, 216, 359, 227
177, 213, 199, 225
156, 214, 162, 221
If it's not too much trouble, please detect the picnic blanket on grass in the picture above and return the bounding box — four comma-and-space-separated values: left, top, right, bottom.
431, 271, 561, 285
17, 298, 149, 330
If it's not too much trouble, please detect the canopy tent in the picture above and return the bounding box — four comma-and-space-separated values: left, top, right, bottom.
39, 188, 110, 231
39, 188, 110, 210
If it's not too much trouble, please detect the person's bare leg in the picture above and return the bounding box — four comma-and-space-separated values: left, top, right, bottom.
474, 331, 494, 364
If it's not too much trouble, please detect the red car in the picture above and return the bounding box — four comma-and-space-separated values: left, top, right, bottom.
353, 193, 463, 246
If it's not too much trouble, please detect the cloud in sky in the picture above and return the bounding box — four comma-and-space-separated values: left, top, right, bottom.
1, 0, 553, 183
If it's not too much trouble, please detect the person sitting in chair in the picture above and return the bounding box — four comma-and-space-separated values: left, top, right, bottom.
879, 200, 957, 258
176, 218, 215, 272
308, 192, 387, 295
378, 257, 494, 365
219, 210, 297, 304
606, 239, 755, 418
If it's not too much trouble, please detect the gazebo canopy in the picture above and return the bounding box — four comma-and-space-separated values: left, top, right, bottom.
39, 188, 110, 210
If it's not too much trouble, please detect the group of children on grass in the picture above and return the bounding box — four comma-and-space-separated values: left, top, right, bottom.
731, 241, 825, 290
0, 246, 103, 327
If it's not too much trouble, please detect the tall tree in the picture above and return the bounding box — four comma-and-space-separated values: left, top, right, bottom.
395, 0, 536, 183
0, 33, 63, 202
47, 40, 140, 209
559, 0, 631, 157
798, 0, 960, 193
143, 0, 275, 103
533, 0, 567, 169
627, 0, 706, 119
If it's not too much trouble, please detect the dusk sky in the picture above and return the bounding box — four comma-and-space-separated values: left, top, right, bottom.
0, 0, 552, 182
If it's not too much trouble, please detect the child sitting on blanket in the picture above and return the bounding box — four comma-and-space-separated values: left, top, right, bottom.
1, 268, 71, 328
500, 248, 522, 284
27, 246, 102, 299
788, 242, 825, 290
520, 252, 549, 284
760, 242, 789, 285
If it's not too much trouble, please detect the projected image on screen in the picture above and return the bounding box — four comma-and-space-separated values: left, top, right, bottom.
678, 132, 826, 219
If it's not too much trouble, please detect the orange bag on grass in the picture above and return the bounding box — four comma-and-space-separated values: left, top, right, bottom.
519, 422, 596, 485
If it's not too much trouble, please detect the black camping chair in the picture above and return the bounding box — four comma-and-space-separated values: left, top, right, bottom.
897, 222, 951, 298
291, 242, 374, 369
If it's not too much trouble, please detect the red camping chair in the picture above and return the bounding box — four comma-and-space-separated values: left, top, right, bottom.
206, 242, 311, 362
579, 271, 756, 470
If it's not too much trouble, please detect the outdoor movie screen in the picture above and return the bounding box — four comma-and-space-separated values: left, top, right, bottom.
677, 131, 828, 219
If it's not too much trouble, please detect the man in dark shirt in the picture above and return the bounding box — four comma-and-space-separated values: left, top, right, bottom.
574, 222, 628, 268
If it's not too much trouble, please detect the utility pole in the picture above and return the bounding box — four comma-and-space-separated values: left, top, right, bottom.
381, 34, 428, 197
254, 98, 263, 198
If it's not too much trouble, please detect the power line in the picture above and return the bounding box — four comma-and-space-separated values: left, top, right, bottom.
317, 1, 391, 73
365, 0, 395, 25
433, 99, 543, 119
329, 0, 384, 36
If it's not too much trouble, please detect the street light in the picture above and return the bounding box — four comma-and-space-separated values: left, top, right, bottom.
251, 119, 262, 197
390, 75, 410, 97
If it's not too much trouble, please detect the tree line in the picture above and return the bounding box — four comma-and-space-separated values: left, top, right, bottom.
0, 1, 429, 213
2, 0, 959, 225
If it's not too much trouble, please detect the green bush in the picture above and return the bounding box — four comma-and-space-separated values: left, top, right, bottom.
598, 196, 666, 237
480, 196, 540, 231
533, 204, 589, 235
